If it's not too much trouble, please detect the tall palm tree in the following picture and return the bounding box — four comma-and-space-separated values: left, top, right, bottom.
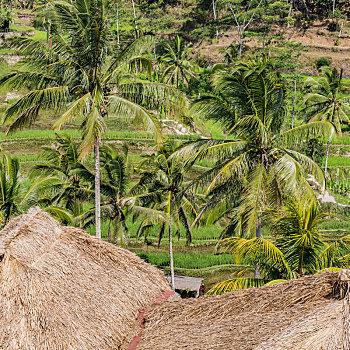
160, 35, 198, 89
132, 142, 198, 289
304, 67, 350, 173
0, 0, 186, 238
175, 58, 334, 276
208, 198, 350, 294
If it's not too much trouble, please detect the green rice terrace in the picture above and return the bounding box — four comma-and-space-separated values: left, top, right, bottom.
1, 0, 350, 295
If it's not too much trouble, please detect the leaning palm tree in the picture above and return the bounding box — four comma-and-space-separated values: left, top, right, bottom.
0, 0, 186, 238
304, 67, 350, 173
208, 198, 350, 294
160, 35, 198, 89
175, 57, 334, 276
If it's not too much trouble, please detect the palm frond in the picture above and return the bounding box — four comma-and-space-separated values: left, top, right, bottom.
280, 121, 335, 145
4, 86, 69, 132
109, 95, 162, 145
117, 81, 187, 116
207, 277, 267, 295
53, 92, 91, 130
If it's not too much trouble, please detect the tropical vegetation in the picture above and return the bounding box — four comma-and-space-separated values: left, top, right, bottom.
0, 0, 350, 294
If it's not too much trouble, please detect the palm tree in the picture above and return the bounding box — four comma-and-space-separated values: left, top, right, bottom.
304, 67, 350, 174
0, 152, 72, 228
208, 198, 350, 294
175, 57, 334, 276
0, 0, 186, 238
132, 142, 198, 289
0, 153, 21, 226
76, 144, 131, 244
29, 134, 93, 222
76, 144, 168, 244
160, 35, 198, 89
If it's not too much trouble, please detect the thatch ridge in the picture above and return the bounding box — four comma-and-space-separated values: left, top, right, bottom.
134, 270, 350, 350
0, 207, 170, 350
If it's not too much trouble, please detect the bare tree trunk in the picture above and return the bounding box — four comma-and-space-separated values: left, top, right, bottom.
338, 21, 343, 37
324, 138, 331, 175
94, 137, 101, 239
332, 0, 336, 19
238, 37, 242, 56
254, 221, 261, 279
226, 0, 263, 57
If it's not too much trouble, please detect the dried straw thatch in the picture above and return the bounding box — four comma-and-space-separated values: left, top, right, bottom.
133, 270, 350, 350
0, 207, 170, 350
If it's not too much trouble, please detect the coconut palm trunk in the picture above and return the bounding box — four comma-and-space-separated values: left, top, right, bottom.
116, 2, 120, 52
291, 76, 297, 129
324, 138, 331, 175
254, 221, 262, 279
131, 0, 138, 37
290, 70, 297, 150
94, 137, 101, 239
287, 0, 293, 27
212, 0, 218, 38
168, 193, 175, 290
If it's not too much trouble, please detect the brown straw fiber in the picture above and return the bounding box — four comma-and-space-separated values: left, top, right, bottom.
0, 207, 170, 350
134, 270, 350, 350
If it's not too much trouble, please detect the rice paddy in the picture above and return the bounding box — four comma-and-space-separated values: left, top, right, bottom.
136, 252, 237, 270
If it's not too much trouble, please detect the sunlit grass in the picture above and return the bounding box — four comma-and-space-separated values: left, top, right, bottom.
0, 129, 202, 142
327, 156, 350, 168
136, 251, 236, 269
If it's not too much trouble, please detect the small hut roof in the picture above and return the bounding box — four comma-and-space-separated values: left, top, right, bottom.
133, 270, 350, 350
166, 275, 203, 292
0, 207, 170, 350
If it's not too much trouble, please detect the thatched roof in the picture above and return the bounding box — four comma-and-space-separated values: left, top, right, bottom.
0, 207, 170, 350
132, 270, 350, 350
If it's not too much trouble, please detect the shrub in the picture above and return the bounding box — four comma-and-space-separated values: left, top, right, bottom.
328, 21, 339, 32
316, 57, 331, 70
